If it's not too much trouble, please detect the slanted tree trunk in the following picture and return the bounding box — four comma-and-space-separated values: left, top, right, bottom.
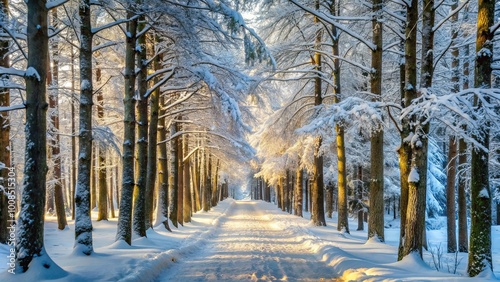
16, 0, 49, 271
368, 0, 384, 242
74, 0, 94, 255
467, 0, 493, 276
116, 7, 138, 245
0, 0, 10, 245
398, 0, 417, 261
133, 13, 148, 237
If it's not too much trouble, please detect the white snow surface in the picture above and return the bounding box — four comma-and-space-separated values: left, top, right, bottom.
0, 199, 499, 281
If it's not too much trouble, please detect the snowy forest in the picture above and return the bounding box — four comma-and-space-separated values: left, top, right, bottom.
0, 0, 499, 281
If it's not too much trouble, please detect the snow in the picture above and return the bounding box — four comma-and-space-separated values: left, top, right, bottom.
479, 188, 490, 198
25, 67, 41, 81
408, 167, 420, 183
1, 200, 499, 281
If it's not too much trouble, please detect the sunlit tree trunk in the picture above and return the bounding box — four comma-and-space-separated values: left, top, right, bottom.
403, 0, 433, 259
310, 0, 326, 227
157, 93, 171, 231
368, 0, 384, 242
398, 0, 417, 261
294, 168, 303, 217
71, 46, 77, 220
133, 13, 148, 237
116, 6, 138, 244
201, 149, 209, 212
467, 0, 493, 276
16, 0, 49, 271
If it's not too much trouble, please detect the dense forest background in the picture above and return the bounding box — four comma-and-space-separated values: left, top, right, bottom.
0, 0, 498, 278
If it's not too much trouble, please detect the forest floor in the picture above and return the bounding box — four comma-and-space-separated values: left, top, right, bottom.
0, 199, 499, 281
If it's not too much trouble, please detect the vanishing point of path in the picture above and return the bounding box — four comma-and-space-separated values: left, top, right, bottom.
157, 200, 339, 281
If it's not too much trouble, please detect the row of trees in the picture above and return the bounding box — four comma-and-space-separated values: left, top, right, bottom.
251, 0, 498, 277
0, 0, 265, 274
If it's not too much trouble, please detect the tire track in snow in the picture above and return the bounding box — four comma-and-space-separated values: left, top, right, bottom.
156, 200, 339, 281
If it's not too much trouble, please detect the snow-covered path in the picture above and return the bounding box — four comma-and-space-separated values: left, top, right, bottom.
157, 201, 339, 281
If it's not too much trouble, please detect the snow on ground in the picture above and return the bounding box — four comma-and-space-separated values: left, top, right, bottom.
0, 199, 499, 281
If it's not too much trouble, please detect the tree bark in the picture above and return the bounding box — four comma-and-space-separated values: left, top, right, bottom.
446, 0, 460, 253
116, 7, 137, 245
398, 0, 417, 261
183, 133, 192, 223
16, 0, 49, 271
96, 65, 108, 222
467, 0, 493, 276
0, 0, 10, 245
169, 120, 179, 226
145, 38, 161, 229
74, 0, 94, 255
368, 0, 384, 242
403, 0, 433, 259
157, 93, 170, 231
294, 168, 303, 217
357, 166, 364, 231
133, 13, 148, 237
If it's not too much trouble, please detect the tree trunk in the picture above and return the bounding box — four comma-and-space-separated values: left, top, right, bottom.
145, 39, 161, 229
467, 0, 493, 276
368, 0, 384, 242
304, 177, 308, 212
116, 7, 137, 245
177, 121, 184, 227
0, 0, 10, 245
201, 150, 209, 212
446, 0, 460, 253
357, 165, 364, 231
403, 0, 433, 259
310, 0, 326, 227
157, 93, 170, 231
325, 181, 333, 219
133, 13, 148, 237
16, 0, 49, 271
446, 136, 458, 253
183, 133, 192, 223
398, 0, 417, 261
169, 120, 179, 226
71, 46, 77, 220
96, 65, 108, 222
294, 168, 303, 217
74, 0, 94, 255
